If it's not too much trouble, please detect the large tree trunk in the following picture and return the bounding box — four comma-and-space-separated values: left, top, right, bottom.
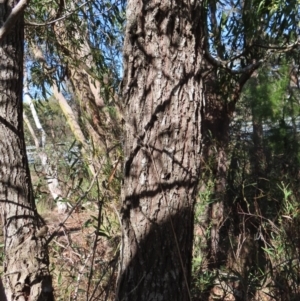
0, 2, 53, 300
117, 1, 204, 300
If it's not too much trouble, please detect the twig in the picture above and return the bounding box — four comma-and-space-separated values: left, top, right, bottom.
86, 181, 103, 301
73, 252, 93, 301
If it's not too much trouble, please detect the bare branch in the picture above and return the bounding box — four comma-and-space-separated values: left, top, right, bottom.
0, 0, 29, 42
208, 0, 224, 59
252, 39, 300, 52
203, 35, 298, 75
204, 48, 264, 75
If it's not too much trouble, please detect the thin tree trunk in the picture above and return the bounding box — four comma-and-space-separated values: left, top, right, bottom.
23, 112, 40, 147
0, 2, 53, 300
30, 44, 97, 176
24, 83, 68, 213
52, 84, 97, 176
117, 1, 204, 300
250, 105, 267, 270
52, 20, 108, 155
201, 68, 255, 270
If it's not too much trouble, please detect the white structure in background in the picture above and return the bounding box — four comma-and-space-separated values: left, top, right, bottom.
24, 80, 68, 214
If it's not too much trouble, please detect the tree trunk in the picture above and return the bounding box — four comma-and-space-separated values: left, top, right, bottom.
252, 116, 265, 182
52, 19, 109, 157
0, 2, 53, 300
201, 70, 234, 271
52, 84, 97, 176
31, 44, 97, 176
117, 1, 204, 300
24, 82, 68, 213
249, 103, 267, 271
201, 68, 255, 271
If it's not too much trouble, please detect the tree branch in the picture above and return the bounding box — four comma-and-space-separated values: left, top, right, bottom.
24, 1, 89, 26
252, 39, 300, 51
204, 48, 264, 75
208, 0, 224, 59
0, 0, 29, 42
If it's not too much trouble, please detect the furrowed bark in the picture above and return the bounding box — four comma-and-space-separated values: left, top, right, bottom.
0, 1, 53, 300
117, 1, 204, 300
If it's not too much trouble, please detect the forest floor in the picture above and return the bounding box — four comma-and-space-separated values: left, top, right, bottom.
40, 204, 120, 301
0, 203, 282, 301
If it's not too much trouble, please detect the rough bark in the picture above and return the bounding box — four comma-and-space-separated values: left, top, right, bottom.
202, 72, 230, 266
0, 2, 53, 300
117, 1, 204, 300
